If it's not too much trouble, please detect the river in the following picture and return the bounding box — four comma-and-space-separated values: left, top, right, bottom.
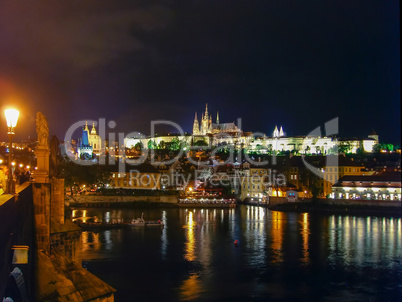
72, 206, 402, 301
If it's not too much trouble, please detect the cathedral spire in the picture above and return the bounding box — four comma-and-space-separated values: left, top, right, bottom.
279, 126, 284, 137
273, 125, 279, 138
193, 112, 200, 135
216, 111, 220, 124
204, 103, 209, 119
84, 121, 89, 131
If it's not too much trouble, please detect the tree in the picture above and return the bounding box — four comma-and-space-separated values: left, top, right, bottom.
147, 140, 156, 149
134, 142, 143, 152
338, 142, 352, 154
193, 139, 208, 147
169, 137, 180, 151
386, 143, 394, 152
60, 157, 112, 195
373, 143, 381, 153
158, 140, 166, 150
267, 144, 273, 155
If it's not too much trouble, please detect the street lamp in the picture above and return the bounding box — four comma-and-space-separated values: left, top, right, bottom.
5, 109, 19, 194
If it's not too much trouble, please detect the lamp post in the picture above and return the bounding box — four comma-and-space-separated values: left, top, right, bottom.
5, 109, 19, 194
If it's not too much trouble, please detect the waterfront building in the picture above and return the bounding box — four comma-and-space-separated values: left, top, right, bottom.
282, 156, 366, 197
240, 167, 269, 201
331, 171, 401, 200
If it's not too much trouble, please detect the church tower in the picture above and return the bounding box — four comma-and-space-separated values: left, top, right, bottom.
216, 111, 220, 125
279, 126, 284, 137
201, 103, 210, 135
192, 112, 200, 135
91, 122, 97, 135
273, 125, 279, 138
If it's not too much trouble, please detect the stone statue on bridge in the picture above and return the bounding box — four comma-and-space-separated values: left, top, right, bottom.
35, 112, 50, 183
36, 112, 49, 149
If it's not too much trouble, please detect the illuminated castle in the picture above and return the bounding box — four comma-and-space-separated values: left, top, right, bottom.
192, 104, 241, 136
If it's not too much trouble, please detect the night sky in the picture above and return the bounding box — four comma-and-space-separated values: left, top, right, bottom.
0, 1, 400, 143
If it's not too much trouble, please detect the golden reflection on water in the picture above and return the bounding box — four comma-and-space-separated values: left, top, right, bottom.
270, 211, 284, 263
81, 231, 101, 252
185, 211, 196, 262
180, 274, 202, 301
301, 212, 310, 264
180, 211, 202, 300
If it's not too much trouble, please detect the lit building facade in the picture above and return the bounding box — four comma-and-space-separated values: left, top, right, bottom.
123, 108, 379, 155
249, 129, 378, 155
331, 172, 401, 200
77, 122, 103, 157
240, 167, 268, 201
192, 104, 242, 136
282, 156, 366, 197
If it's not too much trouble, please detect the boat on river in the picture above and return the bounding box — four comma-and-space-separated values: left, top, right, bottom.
127, 213, 164, 228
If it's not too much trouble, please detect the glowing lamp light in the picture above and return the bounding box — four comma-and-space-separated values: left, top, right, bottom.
19, 164, 23, 168
12, 245, 29, 264
5, 109, 19, 130
11, 162, 15, 166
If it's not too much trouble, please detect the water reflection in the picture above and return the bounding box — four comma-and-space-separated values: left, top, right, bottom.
73, 206, 402, 301
81, 231, 101, 252
161, 210, 167, 259
181, 210, 202, 300
270, 211, 284, 264
180, 274, 202, 301
301, 212, 310, 264
184, 211, 196, 262
327, 215, 402, 267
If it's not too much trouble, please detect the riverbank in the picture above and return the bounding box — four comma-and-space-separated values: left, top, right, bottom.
267, 198, 401, 216
66, 195, 401, 216
66, 194, 178, 208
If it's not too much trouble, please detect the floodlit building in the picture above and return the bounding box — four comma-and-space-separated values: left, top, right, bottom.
77, 122, 103, 157
192, 104, 242, 136
240, 167, 268, 201
331, 171, 401, 201
282, 156, 366, 197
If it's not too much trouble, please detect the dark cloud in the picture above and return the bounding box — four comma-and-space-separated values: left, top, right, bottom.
0, 0, 399, 143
